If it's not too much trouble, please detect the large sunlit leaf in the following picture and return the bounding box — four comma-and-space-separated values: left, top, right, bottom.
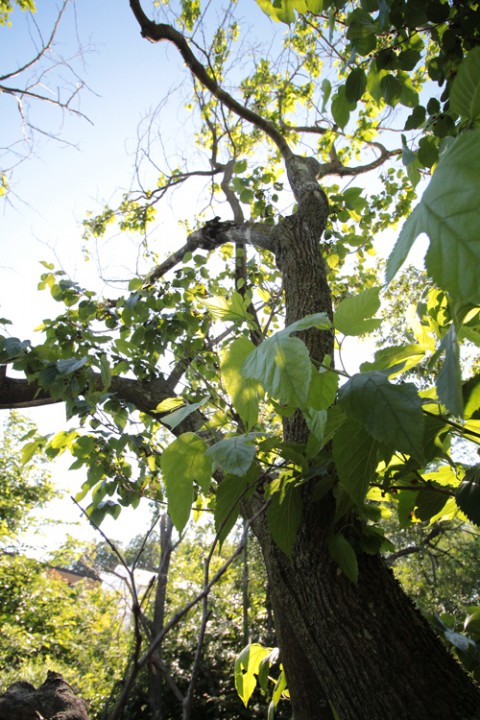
386, 131, 480, 306
235, 644, 272, 706
221, 337, 261, 429
307, 366, 339, 410
450, 47, 480, 125
334, 286, 382, 336
278, 312, 331, 336
160, 432, 213, 533
437, 325, 463, 416
242, 334, 311, 408
241, 313, 330, 409
360, 344, 427, 377
203, 291, 251, 321
207, 435, 256, 476
161, 396, 209, 430
339, 371, 424, 460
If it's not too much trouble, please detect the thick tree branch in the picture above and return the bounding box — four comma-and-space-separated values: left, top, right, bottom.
0, 368, 173, 416
145, 218, 277, 286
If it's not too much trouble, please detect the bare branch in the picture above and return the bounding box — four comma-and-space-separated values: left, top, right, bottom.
129, 0, 293, 161
0, 1, 71, 83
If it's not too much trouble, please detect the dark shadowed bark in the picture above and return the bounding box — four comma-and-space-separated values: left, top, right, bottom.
0, 672, 90, 720
147, 514, 175, 720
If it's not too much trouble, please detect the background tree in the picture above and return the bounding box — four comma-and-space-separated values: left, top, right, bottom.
0, 411, 53, 545
0, 414, 128, 719
1, 1, 480, 718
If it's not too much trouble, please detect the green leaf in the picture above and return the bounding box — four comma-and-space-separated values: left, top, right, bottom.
154, 397, 185, 413
339, 371, 424, 460
398, 49, 422, 72
345, 67, 367, 102
444, 629, 476, 654
334, 286, 382, 336
464, 609, 480, 637
437, 325, 463, 416
332, 416, 379, 505
321, 78, 332, 112
99, 354, 112, 390
215, 472, 251, 545
221, 337, 261, 429
242, 334, 311, 408
207, 435, 256, 475
404, 105, 426, 130
331, 86, 356, 129
272, 668, 288, 707
0, 336, 30, 361
267, 484, 302, 557
328, 534, 358, 584
203, 291, 250, 322
417, 136, 439, 169
57, 357, 88, 375
87, 500, 121, 526
386, 131, 480, 306
450, 47, 480, 125
235, 644, 272, 706
360, 344, 427, 377
278, 312, 331, 336
346, 8, 377, 54
380, 74, 403, 106
160, 433, 213, 532
415, 487, 448, 522
161, 396, 209, 430
308, 366, 339, 410
456, 465, 480, 526
304, 408, 328, 444
21, 438, 45, 465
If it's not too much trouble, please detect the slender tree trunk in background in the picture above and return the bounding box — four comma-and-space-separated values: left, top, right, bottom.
242, 520, 250, 647
147, 514, 174, 720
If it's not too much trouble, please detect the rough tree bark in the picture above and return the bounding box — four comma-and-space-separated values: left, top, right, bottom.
0, 672, 90, 720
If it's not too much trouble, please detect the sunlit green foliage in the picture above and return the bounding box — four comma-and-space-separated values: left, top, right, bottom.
0, 552, 128, 718
0, 0, 35, 26
0, 412, 53, 543
0, 418, 128, 718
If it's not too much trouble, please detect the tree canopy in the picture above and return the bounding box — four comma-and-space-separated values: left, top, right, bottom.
1, 1, 480, 718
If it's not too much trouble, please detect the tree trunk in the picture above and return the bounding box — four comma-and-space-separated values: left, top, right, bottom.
245, 162, 480, 718
250, 491, 480, 719
0, 672, 90, 720
147, 514, 174, 720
